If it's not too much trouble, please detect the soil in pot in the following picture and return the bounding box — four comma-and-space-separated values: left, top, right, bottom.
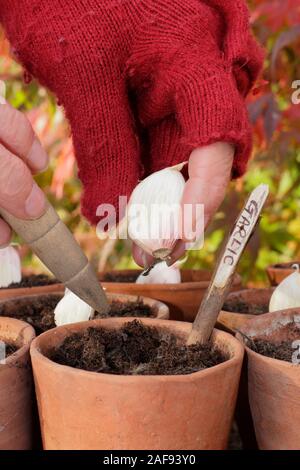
51, 319, 227, 375
217, 288, 274, 335
245, 322, 300, 363
223, 299, 268, 315
0, 274, 58, 290
103, 272, 139, 283
0, 296, 154, 335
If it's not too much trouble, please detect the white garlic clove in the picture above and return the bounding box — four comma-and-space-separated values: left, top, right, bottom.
136, 261, 181, 285
0, 246, 22, 288
54, 288, 95, 326
127, 164, 186, 261
269, 271, 300, 312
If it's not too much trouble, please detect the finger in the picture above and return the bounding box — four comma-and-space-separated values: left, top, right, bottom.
0, 143, 46, 219
181, 142, 234, 242
0, 218, 12, 247
0, 101, 48, 173
132, 243, 155, 268
167, 240, 186, 265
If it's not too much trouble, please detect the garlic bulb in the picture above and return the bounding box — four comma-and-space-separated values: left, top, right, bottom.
127, 164, 186, 260
136, 261, 181, 284
54, 288, 95, 326
269, 269, 300, 312
0, 246, 21, 288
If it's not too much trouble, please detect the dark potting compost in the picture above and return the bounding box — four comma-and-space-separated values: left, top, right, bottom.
0, 295, 61, 334
51, 320, 227, 375
0, 296, 154, 335
97, 299, 152, 319
246, 322, 300, 363
103, 272, 139, 283
0, 274, 58, 290
223, 299, 268, 315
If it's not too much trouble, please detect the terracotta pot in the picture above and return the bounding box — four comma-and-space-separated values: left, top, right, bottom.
237, 309, 300, 449
266, 262, 300, 286
0, 275, 62, 302
0, 317, 35, 449
217, 288, 274, 334
0, 291, 169, 335
31, 317, 244, 450
99, 269, 242, 322
217, 288, 275, 449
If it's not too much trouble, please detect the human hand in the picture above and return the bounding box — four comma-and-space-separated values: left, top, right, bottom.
132, 142, 234, 267
0, 94, 47, 246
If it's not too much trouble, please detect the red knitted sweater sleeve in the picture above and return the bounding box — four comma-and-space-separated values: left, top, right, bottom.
0, 0, 263, 225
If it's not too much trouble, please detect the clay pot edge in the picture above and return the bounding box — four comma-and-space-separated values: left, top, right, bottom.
30, 317, 244, 384
0, 317, 35, 366
101, 273, 242, 292
0, 291, 170, 321
236, 308, 300, 369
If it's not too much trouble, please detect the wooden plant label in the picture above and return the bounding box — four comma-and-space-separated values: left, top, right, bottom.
188, 184, 269, 345
214, 184, 269, 289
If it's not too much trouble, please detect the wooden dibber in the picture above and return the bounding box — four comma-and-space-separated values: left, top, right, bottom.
188, 184, 269, 345
0, 203, 110, 314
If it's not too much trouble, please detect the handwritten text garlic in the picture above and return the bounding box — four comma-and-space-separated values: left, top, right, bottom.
54, 288, 95, 326
0, 246, 21, 288
136, 261, 181, 284
127, 164, 186, 260
269, 268, 300, 312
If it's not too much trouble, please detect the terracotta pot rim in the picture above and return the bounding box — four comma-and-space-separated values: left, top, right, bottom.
236, 307, 300, 369
0, 317, 35, 365
0, 291, 170, 321
30, 317, 244, 382
0, 283, 62, 293
267, 262, 300, 270
221, 287, 274, 316
240, 341, 300, 369
101, 272, 242, 291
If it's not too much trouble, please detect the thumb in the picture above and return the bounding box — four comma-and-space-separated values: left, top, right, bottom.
0, 144, 45, 220
181, 142, 234, 243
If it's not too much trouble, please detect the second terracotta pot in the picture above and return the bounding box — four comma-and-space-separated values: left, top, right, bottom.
100, 269, 242, 322
0, 292, 169, 335
0, 273, 61, 302
218, 288, 274, 334
266, 262, 300, 286
31, 317, 244, 450
237, 309, 300, 449
0, 317, 35, 449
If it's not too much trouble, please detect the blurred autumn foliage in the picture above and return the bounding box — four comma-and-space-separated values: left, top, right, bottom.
0, 0, 300, 284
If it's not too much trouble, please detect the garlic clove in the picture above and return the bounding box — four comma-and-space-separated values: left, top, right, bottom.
127, 165, 186, 260
0, 246, 22, 288
54, 288, 95, 326
136, 261, 181, 284
269, 270, 300, 312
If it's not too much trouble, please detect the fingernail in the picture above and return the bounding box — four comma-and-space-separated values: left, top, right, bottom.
0, 96, 6, 105
27, 139, 48, 171
25, 183, 46, 218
